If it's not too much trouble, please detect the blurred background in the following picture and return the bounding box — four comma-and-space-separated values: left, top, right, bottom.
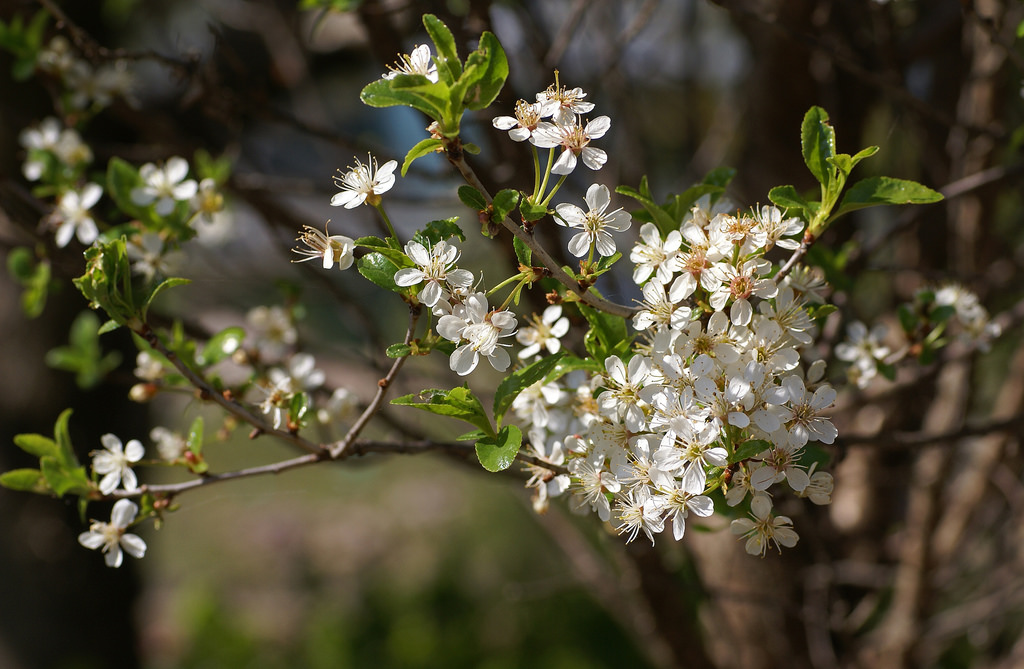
1, 0, 1024, 667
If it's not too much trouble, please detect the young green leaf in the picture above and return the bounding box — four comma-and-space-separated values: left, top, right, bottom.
801, 106, 836, 188
729, 439, 772, 464
475, 424, 522, 472
422, 14, 461, 83
0, 468, 48, 493
832, 176, 943, 220
493, 352, 565, 425
357, 252, 403, 292
402, 138, 443, 176
392, 387, 494, 436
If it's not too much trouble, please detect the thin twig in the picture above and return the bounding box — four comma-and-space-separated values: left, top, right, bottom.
329, 305, 419, 458
140, 324, 326, 455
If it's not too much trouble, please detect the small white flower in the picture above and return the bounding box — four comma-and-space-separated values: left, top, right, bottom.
191, 178, 224, 225
730, 494, 798, 556
555, 183, 631, 257
133, 351, 165, 382
614, 488, 665, 545
436, 293, 517, 375
531, 116, 611, 175
318, 387, 359, 425
246, 305, 297, 361
91, 433, 145, 495
258, 374, 294, 429
752, 205, 803, 250
393, 240, 474, 308
292, 224, 355, 271
383, 44, 439, 82
630, 223, 682, 285
53, 183, 102, 248
835, 321, 889, 388
127, 232, 178, 281
131, 157, 198, 216
78, 499, 147, 568
776, 376, 838, 447
536, 84, 596, 125
150, 426, 187, 461
330, 154, 398, 209
516, 305, 570, 359
492, 100, 545, 142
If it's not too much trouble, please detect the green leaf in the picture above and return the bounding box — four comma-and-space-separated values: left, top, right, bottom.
45, 311, 122, 389
40, 455, 92, 497
106, 157, 148, 219
289, 392, 310, 427
768, 185, 817, 219
401, 138, 443, 176
730, 439, 771, 464
187, 416, 204, 457
13, 433, 58, 458
458, 31, 508, 111
493, 353, 565, 425
198, 326, 245, 365
458, 185, 488, 211
142, 277, 191, 319
6, 247, 51, 318
475, 424, 522, 472
0, 468, 47, 493
53, 408, 79, 470
357, 252, 403, 292
520, 199, 548, 222
423, 14, 461, 84
492, 189, 520, 222
412, 217, 465, 247
513, 236, 532, 266
392, 386, 493, 436
833, 176, 943, 219
801, 106, 836, 188
579, 304, 631, 361
455, 429, 489, 441
359, 78, 448, 122
898, 305, 918, 333
386, 343, 412, 358
616, 177, 677, 237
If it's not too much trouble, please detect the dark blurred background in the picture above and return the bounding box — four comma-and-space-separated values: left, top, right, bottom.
2, 1, 1024, 668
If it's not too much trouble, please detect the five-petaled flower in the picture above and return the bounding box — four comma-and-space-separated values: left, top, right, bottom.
91, 433, 145, 495
331, 154, 398, 209
78, 499, 147, 568
531, 115, 611, 175
437, 292, 517, 375
554, 183, 631, 257
516, 305, 570, 359
53, 183, 102, 248
393, 240, 474, 308
131, 156, 198, 217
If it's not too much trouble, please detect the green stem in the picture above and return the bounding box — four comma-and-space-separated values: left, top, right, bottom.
535, 148, 556, 202
540, 174, 569, 208
374, 203, 399, 242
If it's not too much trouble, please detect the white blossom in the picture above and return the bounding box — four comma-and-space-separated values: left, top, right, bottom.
554, 183, 631, 257
437, 293, 517, 375
330, 154, 397, 209
53, 183, 102, 248
91, 433, 144, 495
516, 305, 570, 359
292, 224, 355, 271
78, 499, 147, 567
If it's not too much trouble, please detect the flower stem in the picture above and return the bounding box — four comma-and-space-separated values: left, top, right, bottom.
374, 203, 399, 241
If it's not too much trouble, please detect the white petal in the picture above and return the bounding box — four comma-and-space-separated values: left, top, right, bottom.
449, 345, 479, 376
111, 499, 139, 527
78, 531, 105, 549
394, 268, 425, 287
120, 533, 147, 559
580, 147, 607, 171
551, 149, 577, 175
567, 232, 591, 257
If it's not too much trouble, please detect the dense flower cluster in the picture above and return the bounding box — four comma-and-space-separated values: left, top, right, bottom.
509, 198, 835, 550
